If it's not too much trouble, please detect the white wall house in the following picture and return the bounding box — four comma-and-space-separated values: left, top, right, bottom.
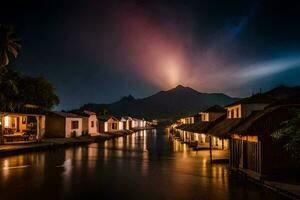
65, 117, 83, 137
132, 118, 147, 128
46, 112, 83, 138
122, 116, 133, 130
82, 110, 98, 136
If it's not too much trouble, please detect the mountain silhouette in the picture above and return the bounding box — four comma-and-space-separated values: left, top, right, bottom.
79, 85, 239, 119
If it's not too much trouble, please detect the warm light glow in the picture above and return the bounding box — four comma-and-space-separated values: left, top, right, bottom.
4, 116, 9, 128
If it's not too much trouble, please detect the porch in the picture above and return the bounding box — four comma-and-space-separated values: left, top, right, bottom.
1, 113, 45, 144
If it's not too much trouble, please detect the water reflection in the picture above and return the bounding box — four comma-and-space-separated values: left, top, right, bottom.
0, 129, 282, 200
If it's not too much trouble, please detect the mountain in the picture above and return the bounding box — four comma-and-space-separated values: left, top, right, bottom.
265, 85, 300, 100
78, 85, 239, 120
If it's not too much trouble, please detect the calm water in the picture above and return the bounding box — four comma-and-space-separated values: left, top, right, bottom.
0, 129, 282, 200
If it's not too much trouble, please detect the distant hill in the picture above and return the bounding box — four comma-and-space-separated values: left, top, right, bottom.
78, 85, 239, 120
265, 85, 300, 100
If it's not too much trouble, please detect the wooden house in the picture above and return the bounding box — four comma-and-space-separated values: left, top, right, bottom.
45, 112, 83, 138
230, 104, 300, 180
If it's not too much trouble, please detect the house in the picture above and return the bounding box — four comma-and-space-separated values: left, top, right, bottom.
132, 118, 147, 129
0, 104, 46, 144
200, 105, 226, 122
72, 110, 99, 136
175, 105, 229, 148
45, 112, 83, 138
193, 113, 202, 123
179, 115, 194, 124
230, 104, 300, 180
120, 116, 133, 130
225, 93, 275, 119
97, 115, 119, 133
202, 94, 275, 149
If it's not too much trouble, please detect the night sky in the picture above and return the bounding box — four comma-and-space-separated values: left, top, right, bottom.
1, 0, 300, 110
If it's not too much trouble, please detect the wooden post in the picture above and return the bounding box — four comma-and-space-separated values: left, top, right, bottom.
222, 139, 224, 150
209, 136, 213, 164
0, 114, 3, 144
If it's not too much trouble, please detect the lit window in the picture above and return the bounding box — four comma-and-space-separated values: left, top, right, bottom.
4, 116, 9, 127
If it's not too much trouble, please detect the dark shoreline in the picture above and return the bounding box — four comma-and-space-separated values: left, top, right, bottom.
0, 127, 155, 158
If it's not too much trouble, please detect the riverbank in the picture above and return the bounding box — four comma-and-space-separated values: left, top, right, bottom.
0, 128, 152, 157
232, 169, 300, 200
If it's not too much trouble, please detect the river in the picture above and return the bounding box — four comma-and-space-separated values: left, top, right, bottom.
0, 129, 282, 199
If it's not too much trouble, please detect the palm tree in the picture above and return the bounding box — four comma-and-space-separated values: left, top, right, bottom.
0, 24, 21, 144
0, 24, 21, 68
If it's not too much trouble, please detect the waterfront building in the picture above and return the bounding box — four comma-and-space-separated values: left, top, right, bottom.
45, 111, 83, 138
97, 115, 119, 133
0, 104, 46, 144
72, 110, 99, 136
230, 104, 300, 179
121, 116, 133, 130
132, 118, 147, 129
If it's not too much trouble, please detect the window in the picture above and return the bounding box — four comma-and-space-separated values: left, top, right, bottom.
91, 121, 94, 127
112, 123, 117, 130
71, 121, 79, 129
236, 108, 240, 118
231, 110, 234, 118
22, 117, 27, 124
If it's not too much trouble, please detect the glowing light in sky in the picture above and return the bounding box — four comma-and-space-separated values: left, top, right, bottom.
238, 56, 300, 81
76, 2, 300, 95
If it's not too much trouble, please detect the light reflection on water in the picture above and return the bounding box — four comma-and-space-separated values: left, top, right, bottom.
0, 129, 282, 200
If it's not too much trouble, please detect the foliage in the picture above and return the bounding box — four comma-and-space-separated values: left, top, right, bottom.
0, 68, 60, 111
0, 24, 21, 68
272, 109, 300, 161
18, 75, 60, 109
0, 25, 59, 111
0, 67, 22, 111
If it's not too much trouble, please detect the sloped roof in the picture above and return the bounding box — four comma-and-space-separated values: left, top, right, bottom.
232, 105, 300, 136
51, 111, 82, 118
83, 110, 96, 115
176, 121, 218, 133
206, 116, 242, 138
97, 115, 118, 121
226, 93, 276, 107
176, 124, 191, 131
71, 110, 96, 117
203, 105, 226, 113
